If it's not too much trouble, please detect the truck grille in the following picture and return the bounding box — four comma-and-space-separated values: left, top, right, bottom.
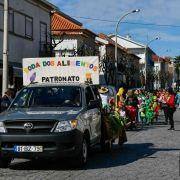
4, 120, 57, 134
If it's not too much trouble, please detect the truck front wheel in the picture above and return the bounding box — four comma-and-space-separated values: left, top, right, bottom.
76, 138, 88, 167
0, 157, 12, 168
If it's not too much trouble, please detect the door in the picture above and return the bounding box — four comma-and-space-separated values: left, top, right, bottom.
85, 87, 101, 142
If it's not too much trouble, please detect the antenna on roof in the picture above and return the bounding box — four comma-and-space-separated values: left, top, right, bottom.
125, 34, 132, 40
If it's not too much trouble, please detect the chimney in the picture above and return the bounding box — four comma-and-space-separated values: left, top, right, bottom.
126, 34, 132, 40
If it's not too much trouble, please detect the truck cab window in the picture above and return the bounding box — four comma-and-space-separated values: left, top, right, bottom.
10, 86, 82, 108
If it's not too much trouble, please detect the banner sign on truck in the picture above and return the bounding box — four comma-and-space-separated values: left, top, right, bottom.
23, 56, 99, 86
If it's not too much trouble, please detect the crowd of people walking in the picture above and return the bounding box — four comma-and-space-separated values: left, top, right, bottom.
99, 86, 179, 131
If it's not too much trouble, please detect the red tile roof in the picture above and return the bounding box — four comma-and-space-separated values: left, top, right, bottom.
51, 12, 97, 38
51, 12, 82, 31
152, 55, 165, 62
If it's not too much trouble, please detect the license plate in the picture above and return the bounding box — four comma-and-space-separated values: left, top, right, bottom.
14, 146, 43, 152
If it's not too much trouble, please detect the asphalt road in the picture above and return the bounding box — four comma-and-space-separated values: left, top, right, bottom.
0, 110, 180, 180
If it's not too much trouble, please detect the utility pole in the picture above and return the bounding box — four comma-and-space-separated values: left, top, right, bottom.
2, 0, 9, 95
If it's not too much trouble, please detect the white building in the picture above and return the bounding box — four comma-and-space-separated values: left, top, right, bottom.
152, 55, 170, 89
0, 0, 56, 91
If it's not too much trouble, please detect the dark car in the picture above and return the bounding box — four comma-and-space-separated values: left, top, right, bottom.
0, 83, 101, 167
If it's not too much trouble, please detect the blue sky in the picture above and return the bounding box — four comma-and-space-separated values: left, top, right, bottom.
48, 0, 180, 57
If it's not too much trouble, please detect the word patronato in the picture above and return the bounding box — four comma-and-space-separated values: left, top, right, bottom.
42, 76, 80, 83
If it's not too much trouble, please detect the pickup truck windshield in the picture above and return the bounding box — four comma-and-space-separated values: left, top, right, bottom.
10, 86, 82, 108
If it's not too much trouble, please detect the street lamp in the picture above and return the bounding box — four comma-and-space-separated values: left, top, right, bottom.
114, 9, 140, 86
144, 36, 160, 90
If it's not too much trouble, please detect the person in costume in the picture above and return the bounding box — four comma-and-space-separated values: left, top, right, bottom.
125, 90, 138, 128
116, 87, 125, 108
166, 88, 176, 130
159, 90, 169, 124
152, 94, 160, 122
98, 86, 109, 108
138, 100, 146, 125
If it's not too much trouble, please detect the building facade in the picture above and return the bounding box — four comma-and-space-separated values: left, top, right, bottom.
51, 12, 97, 57
0, 0, 55, 91
96, 33, 140, 87
152, 56, 169, 89
109, 35, 156, 89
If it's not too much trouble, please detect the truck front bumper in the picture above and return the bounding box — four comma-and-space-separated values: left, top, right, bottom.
0, 130, 83, 159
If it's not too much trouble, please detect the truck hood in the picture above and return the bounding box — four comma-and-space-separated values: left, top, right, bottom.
0, 107, 84, 122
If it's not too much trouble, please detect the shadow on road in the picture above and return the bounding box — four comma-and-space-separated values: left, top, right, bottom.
86, 143, 180, 169
9, 143, 180, 171
126, 122, 168, 132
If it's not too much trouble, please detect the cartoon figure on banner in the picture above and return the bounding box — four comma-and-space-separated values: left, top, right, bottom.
85, 73, 93, 84
23, 67, 37, 85
30, 72, 36, 83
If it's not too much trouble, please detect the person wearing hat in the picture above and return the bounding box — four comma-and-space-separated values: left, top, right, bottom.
98, 86, 109, 108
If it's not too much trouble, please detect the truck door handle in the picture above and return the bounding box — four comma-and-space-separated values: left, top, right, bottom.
97, 111, 101, 115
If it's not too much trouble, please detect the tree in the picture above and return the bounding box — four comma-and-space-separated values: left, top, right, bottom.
50, 33, 66, 56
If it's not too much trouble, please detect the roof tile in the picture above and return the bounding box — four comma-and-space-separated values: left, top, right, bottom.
51, 13, 82, 30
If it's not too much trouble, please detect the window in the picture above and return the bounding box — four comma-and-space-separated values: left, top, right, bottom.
85, 87, 94, 105
14, 12, 25, 36
9, 10, 14, 32
25, 16, 33, 39
10, 86, 82, 108
40, 22, 47, 43
11, 88, 32, 108
0, 5, 4, 29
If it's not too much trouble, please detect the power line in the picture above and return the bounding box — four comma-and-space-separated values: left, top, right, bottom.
72, 16, 180, 28
1, 9, 180, 28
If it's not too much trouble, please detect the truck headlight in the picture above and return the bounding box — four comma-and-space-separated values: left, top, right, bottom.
0, 122, 6, 133
54, 120, 78, 132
